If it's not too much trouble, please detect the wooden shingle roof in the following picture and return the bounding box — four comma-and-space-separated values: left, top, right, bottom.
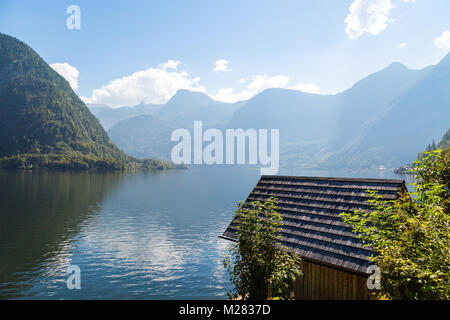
221, 175, 406, 275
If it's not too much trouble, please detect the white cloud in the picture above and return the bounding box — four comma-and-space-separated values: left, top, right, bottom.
50, 62, 79, 90
434, 31, 450, 49
211, 75, 288, 103
399, 42, 407, 48
345, 0, 393, 40
81, 64, 206, 107
211, 74, 320, 103
289, 83, 321, 94
213, 59, 230, 72
81, 61, 321, 106
211, 88, 254, 103
247, 75, 290, 92
159, 59, 181, 70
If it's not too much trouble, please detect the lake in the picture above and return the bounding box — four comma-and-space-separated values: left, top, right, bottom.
0, 167, 413, 299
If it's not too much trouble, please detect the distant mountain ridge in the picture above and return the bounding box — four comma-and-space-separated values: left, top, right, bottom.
88, 102, 163, 130
10, 30, 447, 171
107, 90, 244, 160
333, 56, 450, 168
97, 55, 450, 169
329, 62, 430, 151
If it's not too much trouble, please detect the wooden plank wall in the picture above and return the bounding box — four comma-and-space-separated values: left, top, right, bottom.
294, 260, 370, 300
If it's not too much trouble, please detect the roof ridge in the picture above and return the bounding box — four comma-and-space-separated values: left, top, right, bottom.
254, 185, 399, 199
261, 175, 405, 184
258, 180, 403, 192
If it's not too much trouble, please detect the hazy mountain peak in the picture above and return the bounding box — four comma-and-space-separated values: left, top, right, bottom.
160, 89, 216, 117
386, 61, 408, 70
167, 89, 215, 106
347, 60, 417, 94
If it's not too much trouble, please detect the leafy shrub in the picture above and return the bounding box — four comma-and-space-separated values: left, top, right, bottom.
341, 148, 450, 299
224, 197, 302, 300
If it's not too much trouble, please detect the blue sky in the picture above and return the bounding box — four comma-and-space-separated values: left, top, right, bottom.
1, 0, 449, 106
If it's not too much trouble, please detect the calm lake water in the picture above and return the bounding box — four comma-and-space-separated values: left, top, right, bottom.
0, 167, 413, 299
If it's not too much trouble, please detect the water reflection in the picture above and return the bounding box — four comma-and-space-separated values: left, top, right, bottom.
66, 169, 257, 299
0, 168, 260, 299
0, 167, 413, 299
0, 170, 126, 299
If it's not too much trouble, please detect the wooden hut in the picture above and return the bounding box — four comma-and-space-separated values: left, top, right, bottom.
220, 175, 406, 300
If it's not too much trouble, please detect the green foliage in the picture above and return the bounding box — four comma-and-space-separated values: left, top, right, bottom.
413, 147, 450, 217
0, 153, 185, 171
0, 33, 182, 171
418, 128, 450, 159
223, 198, 302, 300
0, 33, 126, 161
341, 149, 450, 300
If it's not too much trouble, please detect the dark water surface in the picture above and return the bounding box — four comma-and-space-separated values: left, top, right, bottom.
0, 167, 412, 299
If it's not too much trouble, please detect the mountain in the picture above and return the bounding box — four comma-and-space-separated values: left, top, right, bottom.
0, 33, 177, 170
229, 88, 337, 142
102, 54, 450, 169
108, 114, 170, 159
159, 89, 217, 117
228, 62, 426, 147
329, 62, 430, 151
88, 102, 163, 130
107, 90, 244, 160
326, 55, 450, 168
223, 59, 449, 169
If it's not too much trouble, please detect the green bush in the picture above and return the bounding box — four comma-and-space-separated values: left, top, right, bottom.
341, 148, 450, 299
223, 197, 302, 300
